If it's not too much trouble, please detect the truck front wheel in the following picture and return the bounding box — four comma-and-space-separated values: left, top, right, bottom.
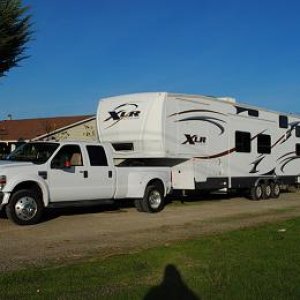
142, 184, 164, 213
6, 189, 44, 225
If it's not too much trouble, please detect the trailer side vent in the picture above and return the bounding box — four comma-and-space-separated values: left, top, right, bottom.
112, 143, 134, 151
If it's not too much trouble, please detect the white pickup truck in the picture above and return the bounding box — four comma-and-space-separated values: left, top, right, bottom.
0, 141, 171, 225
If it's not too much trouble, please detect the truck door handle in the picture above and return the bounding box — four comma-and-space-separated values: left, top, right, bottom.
80, 170, 88, 178
108, 171, 112, 178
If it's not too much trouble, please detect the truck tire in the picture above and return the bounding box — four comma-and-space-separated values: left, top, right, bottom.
249, 184, 263, 201
270, 182, 280, 198
134, 199, 144, 212
6, 189, 44, 225
0, 209, 6, 219
142, 184, 164, 213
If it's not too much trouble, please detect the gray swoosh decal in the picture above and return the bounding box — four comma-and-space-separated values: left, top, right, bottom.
176, 117, 226, 135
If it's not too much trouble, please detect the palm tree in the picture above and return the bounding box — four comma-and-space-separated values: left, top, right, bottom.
0, 0, 32, 77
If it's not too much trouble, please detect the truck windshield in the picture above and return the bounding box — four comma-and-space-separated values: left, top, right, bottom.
6, 142, 59, 164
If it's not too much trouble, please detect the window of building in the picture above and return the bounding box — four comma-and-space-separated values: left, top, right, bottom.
257, 134, 271, 154
279, 115, 288, 128
86, 145, 108, 166
235, 131, 251, 153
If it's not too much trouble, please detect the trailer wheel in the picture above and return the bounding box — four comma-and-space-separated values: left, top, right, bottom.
250, 184, 263, 201
262, 183, 272, 199
270, 182, 280, 198
5, 189, 44, 225
142, 184, 164, 213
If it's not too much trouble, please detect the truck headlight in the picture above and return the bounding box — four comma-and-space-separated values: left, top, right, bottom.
0, 176, 6, 190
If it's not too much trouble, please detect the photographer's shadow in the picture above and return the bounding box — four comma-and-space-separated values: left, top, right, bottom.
144, 264, 200, 300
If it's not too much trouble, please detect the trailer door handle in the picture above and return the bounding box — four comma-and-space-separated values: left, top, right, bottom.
80, 170, 88, 178
108, 170, 112, 178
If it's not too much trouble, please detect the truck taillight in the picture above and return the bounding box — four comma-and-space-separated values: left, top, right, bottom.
0, 175, 6, 190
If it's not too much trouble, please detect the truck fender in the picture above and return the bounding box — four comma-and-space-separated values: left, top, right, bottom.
3, 175, 50, 207
126, 173, 170, 198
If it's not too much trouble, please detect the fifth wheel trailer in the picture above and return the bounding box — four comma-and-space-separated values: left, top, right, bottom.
97, 92, 300, 200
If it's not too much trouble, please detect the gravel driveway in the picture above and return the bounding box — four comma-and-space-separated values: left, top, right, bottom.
1, 192, 300, 272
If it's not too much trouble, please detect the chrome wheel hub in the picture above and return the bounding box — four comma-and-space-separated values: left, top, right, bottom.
275, 185, 280, 195
15, 197, 38, 221
256, 186, 262, 198
266, 186, 271, 196
149, 190, 161, 209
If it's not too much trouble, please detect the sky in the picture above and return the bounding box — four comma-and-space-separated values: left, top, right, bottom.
1, 0, 300, 119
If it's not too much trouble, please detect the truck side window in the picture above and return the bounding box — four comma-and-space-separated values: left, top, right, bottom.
257, 134, 271, 154
86, 145, 108, 166
235, 131, 251, 153
51, 145, 83, 168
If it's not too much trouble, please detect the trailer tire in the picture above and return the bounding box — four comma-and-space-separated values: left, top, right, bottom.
6, 189, 44, 225
142, 184, 164, 213
250, 184, 263, 201
270, 182, 280, 198
262, 183, 272, 199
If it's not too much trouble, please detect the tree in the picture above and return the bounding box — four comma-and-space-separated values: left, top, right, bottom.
0, 0, 32, 77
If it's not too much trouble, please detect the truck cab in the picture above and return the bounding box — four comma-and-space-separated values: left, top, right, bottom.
0, 141, 171, 225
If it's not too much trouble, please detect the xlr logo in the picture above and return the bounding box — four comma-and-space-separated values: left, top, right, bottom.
182, 134, 207, 145
104, 103, 141, 128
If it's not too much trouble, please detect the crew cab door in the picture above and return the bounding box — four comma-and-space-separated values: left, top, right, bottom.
84, 145, 115, 198
47, 144, 114, 202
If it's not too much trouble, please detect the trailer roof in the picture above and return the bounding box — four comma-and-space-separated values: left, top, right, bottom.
168, 92, 300, 118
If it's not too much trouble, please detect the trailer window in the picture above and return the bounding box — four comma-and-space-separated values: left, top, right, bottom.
86, 145, 108, 166
112, 143, 134, 151
248, 109, 259, 117
257, 134, 271, 154
235, 131, 251, 153
296, 126, 300, 138
296, 144, 300, 156
279, 115, 288, 128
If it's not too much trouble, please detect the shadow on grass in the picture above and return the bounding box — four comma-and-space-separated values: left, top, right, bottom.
144, 264, 200, 300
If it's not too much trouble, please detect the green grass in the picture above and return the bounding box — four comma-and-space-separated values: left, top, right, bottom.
2, 218, 300, 300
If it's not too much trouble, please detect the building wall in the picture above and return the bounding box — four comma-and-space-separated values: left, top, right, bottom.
40, 119, 97, 142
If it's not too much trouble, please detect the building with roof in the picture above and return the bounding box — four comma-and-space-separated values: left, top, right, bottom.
34, 116, 97, 142
0, 115, 96, 157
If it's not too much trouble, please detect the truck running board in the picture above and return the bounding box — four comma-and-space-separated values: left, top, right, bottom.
48, 199, 115, 208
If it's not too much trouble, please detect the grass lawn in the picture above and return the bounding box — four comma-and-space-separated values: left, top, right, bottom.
2, 217, 300, 300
